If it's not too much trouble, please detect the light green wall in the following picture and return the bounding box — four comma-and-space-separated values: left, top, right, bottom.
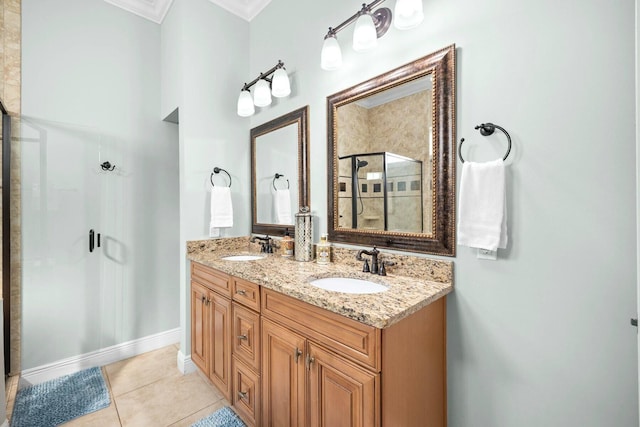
160, 0, 250, 362
249, 0, 638, 425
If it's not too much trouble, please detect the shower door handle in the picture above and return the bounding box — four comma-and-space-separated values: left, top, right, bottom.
89, 229, 95, 253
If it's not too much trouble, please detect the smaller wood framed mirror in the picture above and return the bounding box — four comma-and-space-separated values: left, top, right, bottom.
251, 106, 310, 236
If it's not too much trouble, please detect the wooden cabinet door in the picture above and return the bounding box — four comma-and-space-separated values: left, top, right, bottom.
191, 281, 210, 375
209, 292, 232, 401
262, 318, 306, 427
232, 355, 261, 427
233, 303, 261, 372
308, 342, 379, 427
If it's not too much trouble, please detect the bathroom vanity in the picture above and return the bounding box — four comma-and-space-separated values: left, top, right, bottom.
188, 238, 452, 427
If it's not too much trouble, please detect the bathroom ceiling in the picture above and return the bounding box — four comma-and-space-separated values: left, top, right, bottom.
104, 0, 271, 24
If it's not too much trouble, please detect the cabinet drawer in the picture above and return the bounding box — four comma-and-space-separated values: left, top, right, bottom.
232, 277, 260, 311
233, 356, 260, 427
232, 303, 261, 372
191, 262, 231, 297
262, 289, 381, 371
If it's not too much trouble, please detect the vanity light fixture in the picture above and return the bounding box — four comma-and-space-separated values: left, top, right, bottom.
321, 0, 424, 71
236, 60, 291, 117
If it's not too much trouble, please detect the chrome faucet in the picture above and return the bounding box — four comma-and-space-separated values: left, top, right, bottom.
250, 235, 274, 253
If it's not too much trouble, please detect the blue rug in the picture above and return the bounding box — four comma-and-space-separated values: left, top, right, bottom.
192, 406, 246, 427
10, 366, 111, 427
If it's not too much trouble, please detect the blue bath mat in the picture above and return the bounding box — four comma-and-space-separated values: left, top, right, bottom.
10, 366, 110, 427
192, 406, 246, 427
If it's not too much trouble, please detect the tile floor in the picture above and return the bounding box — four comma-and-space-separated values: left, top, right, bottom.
9, 344, 231, 427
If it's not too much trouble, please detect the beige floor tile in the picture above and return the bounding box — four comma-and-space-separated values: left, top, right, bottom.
167, 399, 229, 427
116, 371, 224, 427
60, 367, 121, 426
61, 404, 121, 426
105, 344, 181, 397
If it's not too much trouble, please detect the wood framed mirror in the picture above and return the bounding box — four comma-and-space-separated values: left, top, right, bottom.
252, 106, 310, 236
327, 45, 456, 256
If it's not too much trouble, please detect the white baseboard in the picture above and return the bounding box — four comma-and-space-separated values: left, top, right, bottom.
20, 328, 181, 388
177, 350, 197, 374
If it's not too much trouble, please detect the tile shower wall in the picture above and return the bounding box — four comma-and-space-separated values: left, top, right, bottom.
0, 0, 21, 375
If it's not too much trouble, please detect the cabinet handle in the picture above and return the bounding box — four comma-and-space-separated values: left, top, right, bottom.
237, 335, 248, 340
295, 347, 303, 364
236, 289, 246, 296
238, 391, 248, 400
305, 353, 315, 370
89, 229, 95, 253
201, 295, 206, 304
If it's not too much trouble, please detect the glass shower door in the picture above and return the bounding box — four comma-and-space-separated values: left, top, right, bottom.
21, 118, 118, 370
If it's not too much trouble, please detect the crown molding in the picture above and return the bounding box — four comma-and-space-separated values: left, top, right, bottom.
207, 0, 271, 21
104, 0, 270, 23
104, 0, 174, 24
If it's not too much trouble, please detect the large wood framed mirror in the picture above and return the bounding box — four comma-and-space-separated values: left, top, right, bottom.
252, 106, 310, 236
327, 45, 456, 256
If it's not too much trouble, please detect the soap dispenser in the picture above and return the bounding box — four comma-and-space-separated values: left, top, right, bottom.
281, 228, 294, 258
316, 234, 331, 265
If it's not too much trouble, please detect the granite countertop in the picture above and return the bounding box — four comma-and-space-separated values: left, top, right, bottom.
187, 237, 453, 329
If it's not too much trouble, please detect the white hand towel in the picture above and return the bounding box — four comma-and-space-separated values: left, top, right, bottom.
210, 186, 233, 237
274, 189, 293, 224
457, 159, 507, 251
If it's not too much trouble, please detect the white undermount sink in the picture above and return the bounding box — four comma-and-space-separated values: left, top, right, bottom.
221, 255, 266, 261
308, 277, 388, 294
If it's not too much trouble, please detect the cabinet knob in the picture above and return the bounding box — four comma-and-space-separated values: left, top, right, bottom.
237, 335, 248, 340
295, 347, 303, 363
306, 354, 315, 370
236, 289, 246, 296
238, 391, 248, 400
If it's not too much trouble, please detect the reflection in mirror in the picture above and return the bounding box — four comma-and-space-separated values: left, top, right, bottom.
252, 106, 309, 236
328, 45, 456, 256
255, 124, 298, 225
338, 152, 425, 233
337, 75, 432, 235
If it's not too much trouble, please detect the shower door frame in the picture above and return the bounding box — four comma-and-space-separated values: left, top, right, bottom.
1, 97, 11, 374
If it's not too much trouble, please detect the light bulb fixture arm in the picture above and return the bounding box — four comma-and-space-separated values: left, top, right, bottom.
240, 60, 286, 91
324, 0, 389, 38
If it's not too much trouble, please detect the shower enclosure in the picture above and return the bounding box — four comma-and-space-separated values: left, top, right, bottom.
338, 152, 423, 233
21, 119, 125, 370
20, 116, 179, 373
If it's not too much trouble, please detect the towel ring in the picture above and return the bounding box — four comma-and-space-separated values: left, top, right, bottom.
100, 161, 116, 171
210, 167, 232, 187
459, 123, 512, 163
273, 173, 290, 191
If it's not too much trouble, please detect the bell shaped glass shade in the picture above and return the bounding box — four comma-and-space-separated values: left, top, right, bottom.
253, 78, 272, 107
321, 35, 342, 70
352, 13, 378, 52
237, 90, 255, 117
394, 0, 424, 30
271, 68, 291, 98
